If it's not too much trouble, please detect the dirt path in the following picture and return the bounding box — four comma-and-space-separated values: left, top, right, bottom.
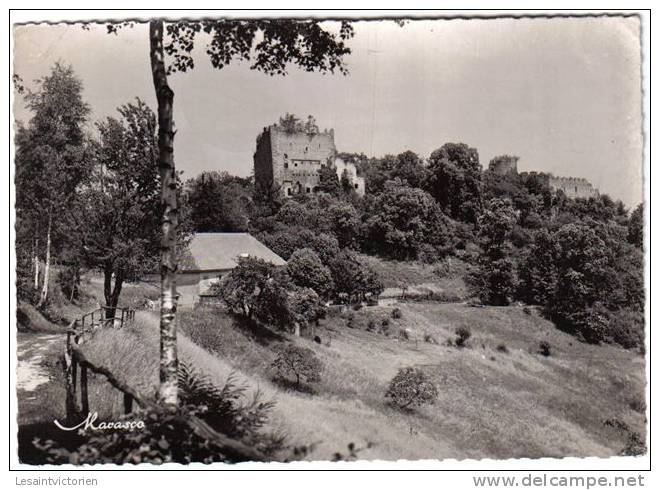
16, 332, 65, 414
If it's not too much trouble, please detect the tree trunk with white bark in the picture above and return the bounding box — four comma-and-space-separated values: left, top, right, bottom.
150, 19, 179, 408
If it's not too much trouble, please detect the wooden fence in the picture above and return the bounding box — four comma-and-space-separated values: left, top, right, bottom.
62, 305, 265, 461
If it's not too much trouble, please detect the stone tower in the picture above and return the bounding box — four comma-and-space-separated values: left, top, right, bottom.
253, 114, 364, 197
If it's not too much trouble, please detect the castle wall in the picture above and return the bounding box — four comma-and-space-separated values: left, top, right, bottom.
270, 128, 336, 196
489, 156, 519, 176
548, 176, 598, 199
335, 158, 365, 196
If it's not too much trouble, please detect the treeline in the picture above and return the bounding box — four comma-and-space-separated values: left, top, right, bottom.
185, 144, 644, 351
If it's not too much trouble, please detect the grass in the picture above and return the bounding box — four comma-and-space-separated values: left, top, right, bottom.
359, 254, 470, 301
69, 300, 647, 462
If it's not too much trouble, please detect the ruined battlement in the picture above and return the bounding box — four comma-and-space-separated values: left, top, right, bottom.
548, 176, 599, 199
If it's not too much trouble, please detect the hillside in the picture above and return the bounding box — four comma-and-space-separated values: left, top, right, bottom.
75, 300, 646, 461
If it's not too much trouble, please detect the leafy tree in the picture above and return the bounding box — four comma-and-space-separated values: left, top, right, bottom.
272, 344, 323, 389
216, 257, 325, 336
468, 198, 517, 305
215, 257, 277, 319
317, 165, 342, 196
385, 367, 438, 410
517, 229, 560, 305
286, 248, 334, 299
363, 179, 454, 260
389, 150, 428, 188
628, 203, 644, 248
257, 228, 340, 265
328, 250, 383, 303
425, 142, 482, 223
65, 100, 175, 318
106, 18, 354, 405
362, 151, 427, 194
15, 63, 90, 306
185, 171, 253, 232
546, 223, 619, 342
326, 202, 361, 249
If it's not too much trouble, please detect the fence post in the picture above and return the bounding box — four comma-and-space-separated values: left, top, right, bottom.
65, 331, 76, 423
80, 364, 89, 417
123, 393, 134, 414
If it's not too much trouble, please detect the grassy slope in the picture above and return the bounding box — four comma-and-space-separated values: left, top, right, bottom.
79, 301, 645, 461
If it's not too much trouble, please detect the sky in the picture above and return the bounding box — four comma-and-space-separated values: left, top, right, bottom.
13, 16, 643, 207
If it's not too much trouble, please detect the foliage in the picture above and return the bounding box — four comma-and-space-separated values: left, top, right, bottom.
538, 341, 552, 357
363, 179, 454, 260
286, 248, 334, 299
215, 256, 278, 319
362, 151, 427, 194
272, 344, 323, 389
424, 142, 482, 223
14, 63, 91, 303
65, 99, 192, 314
35, 362, 283, 464
185, 171, 253, 232
517, 229, 560, 305
385, 367, 438, 410
468, 199, 517, 305
216, 256, 326, 334
628, 203, 643, 248
454, 326, 472, 348
328, 250, 384, 303
317, 165, 342, 196
255, 227, 340, 264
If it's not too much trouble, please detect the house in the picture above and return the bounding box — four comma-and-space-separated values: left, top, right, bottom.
178, 232, 287, 301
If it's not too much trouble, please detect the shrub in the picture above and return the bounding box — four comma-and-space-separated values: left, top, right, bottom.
538, 341, 552, 357
398, 328, 411, 341
391, 308, 402, 319
366, 319, 377, 332
381, 318, 390, 327
423, 333, 439, 345
272, 344, 323, 390
454, 326, 471, 348
496, 343, 509, 353
385, 367, 438, 410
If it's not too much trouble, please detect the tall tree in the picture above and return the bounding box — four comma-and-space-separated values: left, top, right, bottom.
15, 63, 90, 306
108, 19, 354, 406
425, 142, 483, 223
66, 99, 169, 318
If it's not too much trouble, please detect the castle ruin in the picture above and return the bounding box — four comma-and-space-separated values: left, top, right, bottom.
547, 176, 599, 199
253, 114, 365, 197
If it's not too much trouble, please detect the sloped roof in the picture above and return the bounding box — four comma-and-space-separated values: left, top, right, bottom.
182, 233, 286, 272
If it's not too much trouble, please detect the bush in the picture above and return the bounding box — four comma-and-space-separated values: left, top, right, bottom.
496, 343, 509, 353
454, 326, 471, 348
385, 367, 438, 410
423, 333, 439, 345
538, 341, 552, 357
391, 308, 402, 319
272, 344, 323, 390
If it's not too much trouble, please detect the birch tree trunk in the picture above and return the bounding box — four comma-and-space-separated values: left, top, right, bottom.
38, 210, 52, 307
33, 238, 39, 290
150, 20, 179, 407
